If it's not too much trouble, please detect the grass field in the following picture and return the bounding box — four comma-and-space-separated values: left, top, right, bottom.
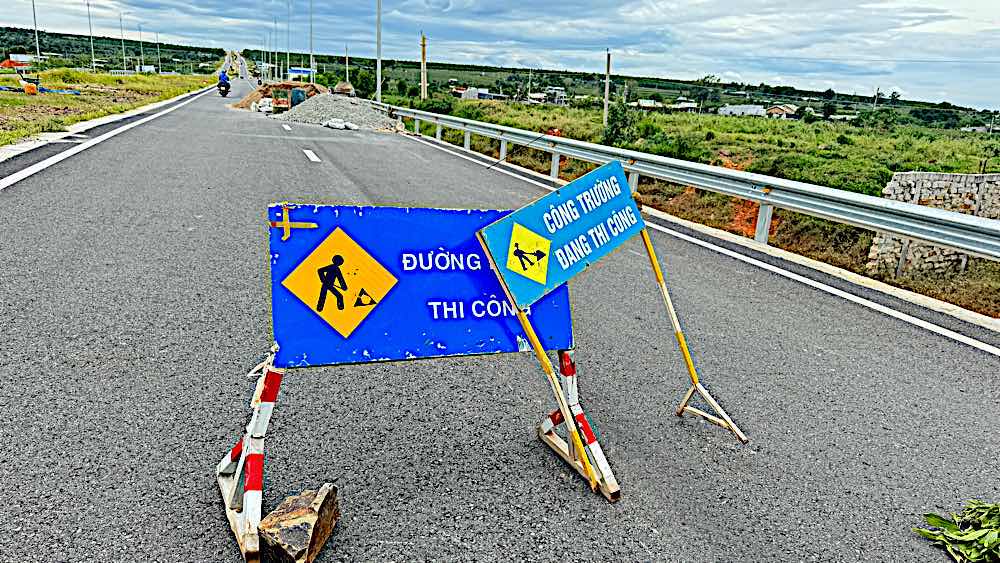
395, 96, 1000, 317
0, 69, 216, 146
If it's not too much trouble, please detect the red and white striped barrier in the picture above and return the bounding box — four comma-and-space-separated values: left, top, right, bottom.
538, 350, 620, 501
216, 358, 283, 562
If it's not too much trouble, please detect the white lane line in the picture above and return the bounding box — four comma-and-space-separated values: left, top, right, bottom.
405, 134, 1000, 358
282, 124, 292, 131
0, 86, 215, 192
302, 149, 321, 162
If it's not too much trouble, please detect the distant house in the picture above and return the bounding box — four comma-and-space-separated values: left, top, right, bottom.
829, 114, 859, 122
628, 99, 665, 111
668, 101, 699, 113
527, 92, 547, 104
767, 104, 799, 118
718, 104, 766, 117
544, 86, 567, 105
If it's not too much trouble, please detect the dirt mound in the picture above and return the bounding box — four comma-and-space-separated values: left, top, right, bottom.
233, 81, 329, 109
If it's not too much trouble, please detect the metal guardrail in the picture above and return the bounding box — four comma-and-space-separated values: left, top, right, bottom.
372, 101, 1000, 260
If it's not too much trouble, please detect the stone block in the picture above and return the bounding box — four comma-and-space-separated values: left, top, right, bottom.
259, 483, 340, 563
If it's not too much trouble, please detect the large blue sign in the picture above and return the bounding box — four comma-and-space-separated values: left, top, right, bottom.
478, 161, 645, 309
268, 204, 574, 368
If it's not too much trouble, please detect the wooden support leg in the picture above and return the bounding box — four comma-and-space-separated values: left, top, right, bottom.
640, 228, 749, 444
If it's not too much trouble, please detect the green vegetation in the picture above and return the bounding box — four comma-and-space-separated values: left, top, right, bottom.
2, 26, 224, 73
914, 500, 1000, 562
392, 98, 1000, 316
0, 69, 213, 146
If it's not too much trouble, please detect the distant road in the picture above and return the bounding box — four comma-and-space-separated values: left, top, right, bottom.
0, 78, 997, 562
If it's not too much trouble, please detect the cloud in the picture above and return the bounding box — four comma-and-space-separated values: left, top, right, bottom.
7, 0, 998, 108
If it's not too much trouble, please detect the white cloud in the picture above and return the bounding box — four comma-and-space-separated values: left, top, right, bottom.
6, 0, 999, 108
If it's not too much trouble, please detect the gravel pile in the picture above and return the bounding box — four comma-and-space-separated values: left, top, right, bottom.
275, 94, 398, 131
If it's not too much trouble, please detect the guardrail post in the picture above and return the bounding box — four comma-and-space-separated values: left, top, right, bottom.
754, 203, 774, 244
550, 152, 561, 180
414, 118, 421, 135
628, 172, 639, 193
435, 124, 442, 140
463, 130, 471, 150
499, 139, 508, 161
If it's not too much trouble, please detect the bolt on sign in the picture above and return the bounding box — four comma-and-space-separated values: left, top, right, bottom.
479, 160, 645, 309
268, 204, 573, 367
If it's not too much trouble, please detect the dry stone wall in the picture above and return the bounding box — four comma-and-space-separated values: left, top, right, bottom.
866, 172, 1000, 275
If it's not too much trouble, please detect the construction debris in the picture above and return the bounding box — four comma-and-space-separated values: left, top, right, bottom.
259, 484, 340, 563
274, 93, 399, 131
233, 81, 328, 110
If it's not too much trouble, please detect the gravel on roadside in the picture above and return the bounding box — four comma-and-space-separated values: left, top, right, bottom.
274, 94, 398, 131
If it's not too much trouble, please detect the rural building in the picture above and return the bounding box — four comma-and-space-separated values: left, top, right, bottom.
668, 101, 699, 112
527, 92, 547, 104
628, 99, 665, 111
718, 104, 766, 117
544, 86, 567, 105
767, 104, 799, 118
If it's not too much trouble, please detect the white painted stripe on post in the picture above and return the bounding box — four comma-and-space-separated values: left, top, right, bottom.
0, 86, 215, 192
303, 149, 321, 162
404, 134, 1000, 358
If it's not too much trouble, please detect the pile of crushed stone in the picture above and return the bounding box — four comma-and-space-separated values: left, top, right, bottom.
232, 81, 328, 109
273, 94, 399, 131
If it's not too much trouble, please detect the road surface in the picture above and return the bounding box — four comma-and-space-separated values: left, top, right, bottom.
1, 78, 998, 562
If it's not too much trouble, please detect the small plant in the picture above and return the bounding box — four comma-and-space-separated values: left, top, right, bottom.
914, 500, 1000, 562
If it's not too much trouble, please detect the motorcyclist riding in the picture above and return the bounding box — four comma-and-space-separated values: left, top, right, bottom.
217, 69, 231, 97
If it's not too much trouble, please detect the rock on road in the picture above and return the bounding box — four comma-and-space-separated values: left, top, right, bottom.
1, 79, 998, 562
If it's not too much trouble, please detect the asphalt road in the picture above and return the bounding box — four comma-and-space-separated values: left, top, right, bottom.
1, 79, 998, 562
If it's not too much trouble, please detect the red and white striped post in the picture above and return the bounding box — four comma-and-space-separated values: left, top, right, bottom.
216, 358, 284, 562
538, 350, 620, 501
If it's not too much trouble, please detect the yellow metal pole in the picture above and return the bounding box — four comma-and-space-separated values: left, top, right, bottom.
640, 228, 699, 386
514, 309, 597, 491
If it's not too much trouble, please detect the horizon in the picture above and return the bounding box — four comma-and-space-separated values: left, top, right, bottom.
6, 0, 999, 111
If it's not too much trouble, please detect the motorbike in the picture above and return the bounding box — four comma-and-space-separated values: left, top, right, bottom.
218, 80, 231, 97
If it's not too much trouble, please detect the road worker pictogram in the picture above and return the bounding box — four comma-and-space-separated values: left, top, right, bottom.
505, 223, 550, 285
282, 227, 397, 338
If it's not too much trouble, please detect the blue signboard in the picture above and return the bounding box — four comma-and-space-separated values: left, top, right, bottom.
268, 204, 574, 368
478, 161, 645, 309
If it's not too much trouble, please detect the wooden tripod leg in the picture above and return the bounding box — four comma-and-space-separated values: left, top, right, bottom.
640, 228, 748, 444
514, 309, 598, 491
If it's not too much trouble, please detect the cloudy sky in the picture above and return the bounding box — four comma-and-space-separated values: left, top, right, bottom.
9, 0, 1000, 108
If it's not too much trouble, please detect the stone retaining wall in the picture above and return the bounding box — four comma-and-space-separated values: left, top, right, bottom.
866, 172, 1000, 275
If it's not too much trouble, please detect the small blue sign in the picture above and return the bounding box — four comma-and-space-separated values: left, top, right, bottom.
478, 161, 645, 309
269, 205, 574, 368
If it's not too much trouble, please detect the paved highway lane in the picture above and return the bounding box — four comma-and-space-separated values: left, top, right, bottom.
1, 81, 998, 562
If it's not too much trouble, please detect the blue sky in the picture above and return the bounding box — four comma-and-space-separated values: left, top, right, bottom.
9, 0, 1000, 109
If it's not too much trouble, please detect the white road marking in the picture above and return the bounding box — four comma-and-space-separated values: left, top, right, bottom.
282, 124, 292, 131
302, 149, 321, 162
405, 134, 1000, 358
0, 86, 215, 192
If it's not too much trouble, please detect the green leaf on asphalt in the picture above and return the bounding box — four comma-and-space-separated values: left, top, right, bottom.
914, 501, 1000, 563
925, 513, 960, 532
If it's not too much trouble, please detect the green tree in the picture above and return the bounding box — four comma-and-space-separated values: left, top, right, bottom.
601, 100, 637, 147
354, 70, 376, 99
396, 79, 408, 96
890, 91, 900, 105
822, 102, 836, 118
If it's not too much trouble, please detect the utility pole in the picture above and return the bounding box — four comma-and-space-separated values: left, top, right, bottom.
345, 44, 349, 82
420, 33, 428, 100
31, 0, 41, 59
872, 87, 880, 110
119, 13, 127, 71
989, 112, 996, 134
309, 0, 314, 83
286, 0, 291, 79
603, 48, 611, 126
376, 0, 382, 102
138, 23, 145, 69
155, 32, 161, 73
273, 18, 278, 81
86, 0, 96, 70
527, 69, 532, 100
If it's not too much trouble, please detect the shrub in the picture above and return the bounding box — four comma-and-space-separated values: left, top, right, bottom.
601, 100, 637, 146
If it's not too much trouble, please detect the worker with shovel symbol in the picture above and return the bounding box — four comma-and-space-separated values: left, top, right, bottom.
512, 243, 546, 272
317, 255, 347, 312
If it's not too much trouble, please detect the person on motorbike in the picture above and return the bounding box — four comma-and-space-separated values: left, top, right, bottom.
218, 69, 230, 86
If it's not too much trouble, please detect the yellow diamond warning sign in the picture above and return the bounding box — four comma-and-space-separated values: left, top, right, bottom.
282, 227, 398, 338
505, 222, 550, 285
